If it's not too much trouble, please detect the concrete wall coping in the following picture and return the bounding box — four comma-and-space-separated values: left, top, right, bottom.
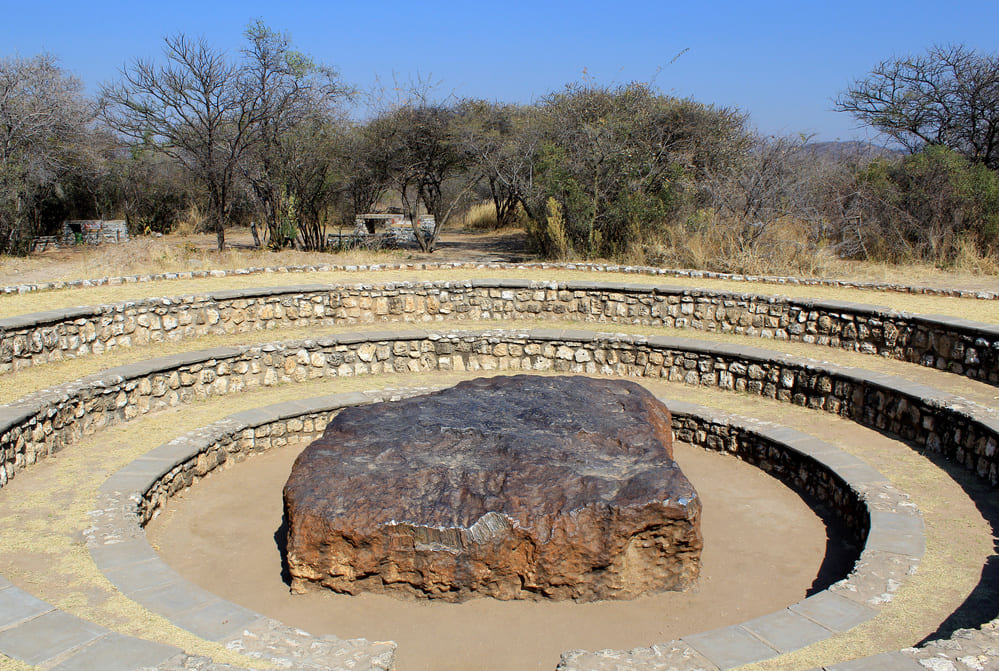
1, 327, 995, 669
87, 392, 920, 671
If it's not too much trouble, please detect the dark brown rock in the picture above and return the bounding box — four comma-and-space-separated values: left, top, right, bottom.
283, 375, 702, 602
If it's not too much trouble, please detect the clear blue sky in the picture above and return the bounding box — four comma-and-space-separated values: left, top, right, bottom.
4, 0, 997, 142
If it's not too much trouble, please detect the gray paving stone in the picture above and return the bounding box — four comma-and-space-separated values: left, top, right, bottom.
869, 511, 924, 536
51, 632, 181, 671
0, 610, 105, 665
0, 403, 42, 430
169, 601, 263, 642
865, 512, 926, 557
117, 461, 174, 479
100, 470, 166, 496
740, 609, 833, 652
384, 328, 429, 341
650, 284, 690, 295
224, 408, 274, 427
659, 400, 704, 417
333, 391, 376, 407
559, 329, 598, 343
481, 278, 532, 289
138, 441, 203, 466
756, 424, 818, 445
529, 328, 568, 341
333, 331, 373, 345
0, 586, 53, 629
792, 444, 867, 470
682, 625, 778, 669
790, 592, 878, 632
88, 538, 159, 571
833, 463, 894, 487
863, 529, 927, 557
103, 558, 182, 594
562, 280, 604, 291
159, 348, 242, 369
129, 580, 219, 618
0, 306, 98, 331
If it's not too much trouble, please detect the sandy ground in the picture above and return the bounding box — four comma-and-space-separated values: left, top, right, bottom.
0, 229, 533, 286
7, 226, 999, 293
146, 440, 844, 671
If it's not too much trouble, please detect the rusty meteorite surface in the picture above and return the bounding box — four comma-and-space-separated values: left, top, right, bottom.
283, 375, 702, 602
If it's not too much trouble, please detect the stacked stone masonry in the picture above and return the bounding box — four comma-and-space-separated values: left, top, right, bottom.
95, 392, 913, 671
4, 260, 997, 299
1, 267, 997, 669
4, 280, 999, 384
3, 329, 998, 494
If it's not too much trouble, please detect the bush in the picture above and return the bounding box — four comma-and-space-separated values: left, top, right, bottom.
841, 146, 999, 264
524, 82, 750, 261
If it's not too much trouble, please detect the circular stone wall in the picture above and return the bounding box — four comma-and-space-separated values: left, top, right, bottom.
2, 264, 995, 670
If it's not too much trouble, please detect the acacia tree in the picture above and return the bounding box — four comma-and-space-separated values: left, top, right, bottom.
0, 53, 92, 253
101, 34, 261, 250
836, 45, 999, 169
369, 102, 479, 252
456, 100, 540, 227
239, 22, 346, 249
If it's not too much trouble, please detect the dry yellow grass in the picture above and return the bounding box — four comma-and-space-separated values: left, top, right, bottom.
454, 201, 500, 230
3, 264, 999, 324
0, 657, 33, 671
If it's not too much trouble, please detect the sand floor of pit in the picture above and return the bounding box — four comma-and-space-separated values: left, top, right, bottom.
146, 438, 850, 671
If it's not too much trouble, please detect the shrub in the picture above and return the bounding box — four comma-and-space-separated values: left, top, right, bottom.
842, 146, 999, 264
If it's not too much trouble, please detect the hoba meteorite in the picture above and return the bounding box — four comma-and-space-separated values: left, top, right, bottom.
283, 375, 702, 601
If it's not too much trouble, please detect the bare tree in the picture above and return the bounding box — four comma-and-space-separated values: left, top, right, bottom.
704, 134, 822, 254
101, 34, 260, 249
0, 53, 92, 253
368, 102, 479, 252
836, 44, 999, 169
330, 122, 393, 238
239, 22, 346, 249
456, 100, 540, 227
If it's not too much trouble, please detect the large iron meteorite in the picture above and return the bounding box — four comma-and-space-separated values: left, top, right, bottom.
283, 375, 702, 601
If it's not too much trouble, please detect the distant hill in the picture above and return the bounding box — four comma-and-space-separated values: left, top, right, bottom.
804, 140, 904, 162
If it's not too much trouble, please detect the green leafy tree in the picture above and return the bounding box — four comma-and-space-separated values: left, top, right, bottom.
842, 146, 999, 263
527, 82, 749, 260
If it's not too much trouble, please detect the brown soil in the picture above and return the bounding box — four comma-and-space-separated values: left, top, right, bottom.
146, 438, 840, 671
